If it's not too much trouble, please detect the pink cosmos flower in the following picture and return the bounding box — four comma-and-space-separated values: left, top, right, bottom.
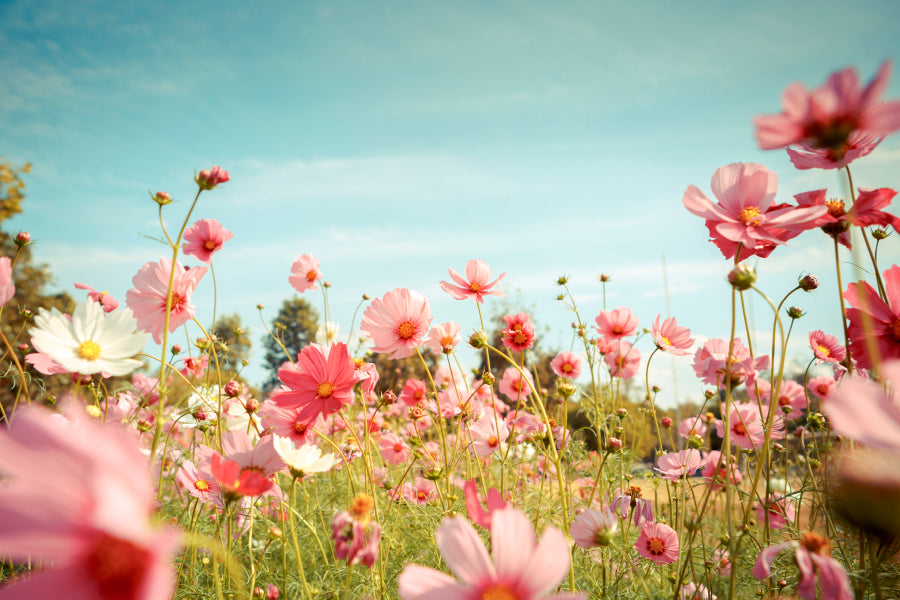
655, 449, 706, 481
25, 351, 70, 375
683, 163, 826, 260
755, 493, 796, 530
844, 264, 900, 369
176, 459, 222, 506
652, 315, 694, 356
635, 522, 679, 565
74, 282, 118, 312
610, 486, 654, 525
605, 341, 640, 379
711, 549, 732, 576
195, 165, 230, 190
0, 404, 181, 600
352, 357, 379, 397
753, 532, 852, 600
463, 479, 508, 530
424, 321, 462, 355
209, 452, 274, 501
398, 506, 585, 600
594, 307, 638, 339
550, 351, 582, 379
392, 477, 438, 505
125, 257, 207, 344
716, 402, 782, 450
502, 321, 536, 352
570, 508, 618, 548
754, 60, 900, 170
439, 259, 506, 303
182, 218, 234, 264
807, 375, 836, 401
809, 330, 846, 364
498, 367, 534, 402
0, 256, 14, 306
794, 187, 900, 248
468, 416, 509, 457
360, 288, 433, 359
378, 431, 411, 465
332, 498, 381, 568
503, 312, 532, 332
822, 359, 900, 449
288, 254, 322, 293
692, 338, 768, 388
678, 416, 707, 440
273, 342, 357, 423
702, 451, 743, 490
180, 354, 208, 379
399, 378, 427, 406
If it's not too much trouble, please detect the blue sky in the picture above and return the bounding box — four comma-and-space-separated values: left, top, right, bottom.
3, 0, 899, 406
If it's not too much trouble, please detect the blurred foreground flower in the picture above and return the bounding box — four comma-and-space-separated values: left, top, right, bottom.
753, 532, 852, 600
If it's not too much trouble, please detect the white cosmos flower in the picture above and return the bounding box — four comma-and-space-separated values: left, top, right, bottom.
30, 301, 146, 376
273, 435, 339, 478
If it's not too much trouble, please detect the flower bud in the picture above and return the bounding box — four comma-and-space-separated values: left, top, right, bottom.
14, 231, 30, 246
606, 437, 623, 452
872, 228, 889, 240
244, 398, 260, 414
468, 330, 488, 349
269, 526, 283, 539
556, 275, 568, 285
727, 264, 756, 290
381, 390, 397, 405
598, 273, 611, 282
687, 434, 704, 449
257, 303, 265, 310
661, 416, 672, 428
481, 372, 495, 386
786, 306, 804, 319
224, 380, 242, 397
195, 166, 230, 190
151, 191, 172, 205
17, 343, 28, 352
170, 344, 182, 355
798, 274, 818, 291
616, 407, 628, 419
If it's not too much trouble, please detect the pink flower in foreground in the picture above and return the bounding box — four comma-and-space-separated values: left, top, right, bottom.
753, 532, 852, 600
288, 254, 322, 293
655, 449, 706, 481
125, 257, 207, 344
794, 187, 900, 248
360, 288, 432, 359
809, 330, 846, 364
683, 163, 826, 260
570, 507, 618, 548
550, 351, 582, 379
398, 506, 585, 600
652, 315, 694, 356
635, 522, 679, 565
463, 479, 508, 530
439, 259, 506, 303
823, 359, 900, 450
74, 282, 119, 312
844, 264, 900, 369
754, 60, 900, 170
594, 307, 638, 339
273, 342, 357, 423
182, 218, 234, 264
0, 256, 14, 306
0, 404, 180, 600
424, 321, 462, 355
195, 165, 230, 190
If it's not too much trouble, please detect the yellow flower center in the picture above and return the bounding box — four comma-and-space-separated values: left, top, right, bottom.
739, 206, 762, 226
78, 340, 102, 360
306, 269, 318, 281
648, 537, 666, 555
817, 344, 830, 357
488, 435, 499, 447
469, 281, 481, 292
562, 363, 573, 373
316, 382, 335, 398
397, 321, 416, 340
481, 585, 517, 600
195, 479, 211, 491
441, 335, 454, 347
659, 335, 672, 347
825, 198, 846, 218
204, 240, 217, 250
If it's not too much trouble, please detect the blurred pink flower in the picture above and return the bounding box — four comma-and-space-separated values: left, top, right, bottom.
635, 522, 679, 565
74, 282, 118, 312
702, 450, 743, 490
0, 404, 180, 600
273, 342, 357, 423
807, 375, 837, 401
844, 264, 900, 369
424, 321, 462, 355
439, 259, 506, 303
469, 416, 508, 457
399, 378, 427, 406
195, 165, 230, 189
692, 338, 768, 388
605, 341, 640, 379
288, 254, 322, 293
754, 60, 900, 170
125, 257, 207, 344
655, 449, 705, 481
823, 359, 900, 449
378, 431, 410, 465
332, 496, 381, 568
570, 507, 618, 548
610, 486, 653, 525
498, 367, 534, 402
182, 218, 233, 264
755, 493, 796, 530
550, 351, 582, 379
398, 506, 584, 600
594, 307, 638, 339
794, 187, 900, 248
209, 452, 273, 501
678, 416, 707, 440
463, 479, 507, 530
652, 315, 694, 356
360, 288, 432, 359
0, 256, 14, 306
753, 533, 852, 600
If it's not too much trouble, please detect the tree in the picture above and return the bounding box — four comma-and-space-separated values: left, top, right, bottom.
208, 313, 252, 379
261, 296, 319, 391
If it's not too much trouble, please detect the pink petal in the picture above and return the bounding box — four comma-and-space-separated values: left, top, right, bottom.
435, 516, 495, 587
520, 525, 570, 596
490, 507, 536, 584
398, 565, 471, 600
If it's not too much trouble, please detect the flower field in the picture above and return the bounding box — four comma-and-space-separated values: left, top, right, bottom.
1, 61, 900, 600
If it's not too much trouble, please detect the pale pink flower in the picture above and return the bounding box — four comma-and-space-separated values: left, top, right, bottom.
182, 218, 234, 264
74, 282, 118, 312
125, 257, 207, 344
176, 459, 222, 506
570, 508, 618, 548
195, 165, 230, 189
468, 416, 509, 457
755, 493, 796, 529
635, 522, 679, 565
393, 477, 438, 505
439, 259, 506, 303
754, 60, 900, 170
595, 336, 617, 355
0, 404, 181, 600
844, 264, 900, 369
352, 357, 379, 397
360, 288, 432, 359
498, 367, 534, 402
378, 431, 410, 465
678, 416, 708, 440
273, 342, 357, 424
702, 451, 743, 490
711, 549, 732, 576
716, 402, 780, 450
288, 254, 322, 293
655, 449, 706, 481
179, 354, 208, 379
0, 256, 14, 306
652, 315, 694, 356
683, 163, 826, 259
681, 583, 717, 600
605, 341, 640, 379
398, 506, 584, 600
594, 307, 638, 339
809, 330, 846, 364
463, 479, 507, 530
25, 351, 69, 375
424, 321, 462, 355
823, 359, 900, 449
399, 378, 427, 406
753, 533, 852, 600
550, 351, 582, 379
692, 338, 768, 388
795, 187, 900, 248
807, 375, 836, 401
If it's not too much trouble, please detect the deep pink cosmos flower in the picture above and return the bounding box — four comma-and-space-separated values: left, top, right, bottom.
288, 254, 322, 293
683, 163, 826, 260
463, 479, 508, 530
439, 259, 506, 303
701, 450, 743, 490
125, 257, 207, 344
753, 532, 852, 600
605, 341, 640, 379
635, 522, 679, 565
0, 404, 181, 600
195, 165, 230, 190
794, 187, 900, 248
0, 256, 14, 306
424, 321, 462, 355
655, 449, 705, 481
502, 321, 536, 352
273, 342, 357, 423
260, 402, 321, 446
399, 378, 427, 406
809, 330, 846, 364
398, 506, 585, 600
360, 288, 433, 359
182, 218, 234, 264
754, 60, 900, 170
844, 264, 900, 369
74, 282, 119, 312
652, 315, 694, 356
594, 307, 638, 339
209, 452, 274, 502
176, 460, 222, 507
550, 351, 582, 379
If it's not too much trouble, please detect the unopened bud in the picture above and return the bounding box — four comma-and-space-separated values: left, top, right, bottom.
616, 408, 628, 419
224, 380, 242, 397
17, 343, 28, 352
14, 231, 30, 246
606, 437, 623, 452
19, 308, 33, 319
798, 274, 818, 291
362, 293, 371, 300
599, 273, 611, 282
269, 526, 283, 539
481, 372, 495, 386
468, 330, 488, 349
257, 303, 265, 310
244, 398, 260, 414
651, 385, 660, 393
556, 294, 565, 300
871, 228, 889, 240
195, 337, 211, 350
787, 306, 805, 319
151, 191, 172, 205
382, 390, 397, 405
557, 276, 568, 285
687, 434, 704, 449
727, 263, 756, 290
661, 416, 672, 428
170, 344, 182, 355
